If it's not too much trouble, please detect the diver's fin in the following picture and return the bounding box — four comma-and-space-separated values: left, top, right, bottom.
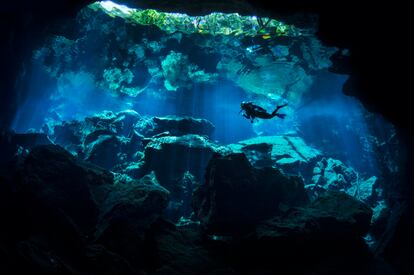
275, 113, 287, 119
271, 103, 288, 116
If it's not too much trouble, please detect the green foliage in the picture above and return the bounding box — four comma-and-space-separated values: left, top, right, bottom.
92, 1, 299, 39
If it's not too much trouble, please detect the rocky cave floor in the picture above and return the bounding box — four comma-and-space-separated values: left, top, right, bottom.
0, 110, 399, 274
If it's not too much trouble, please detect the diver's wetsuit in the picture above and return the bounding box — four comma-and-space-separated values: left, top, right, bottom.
240, 102, 287, 123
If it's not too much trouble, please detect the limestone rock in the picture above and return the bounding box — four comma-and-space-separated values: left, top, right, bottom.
95, 178, 170, 269
309, 158, 380, 203
84, 135, 128, 170
193, 152, 309, 235
20, 145, 107, 234
138, 134, 228, 182
257, 191, 373, 241
229, 135, 321, 177
136, 116, 215, 138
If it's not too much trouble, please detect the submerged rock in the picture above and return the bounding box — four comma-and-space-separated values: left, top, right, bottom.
20, 145, 113, 235
229, 135, 321, 177
47, 110, 140, 148
133, 134, 228, 222
309, 157, 380, 203
84, 129, 144, 170
193, 152, 309, 235
138, 134, 228, 182
49, 120, 83, 148
1, 143, 184, 273
98, 177, 170, 231
112, 110, 142, 137
136, 116, 215, 138
355, 176, 379, 202
0, 140, 381, 274
311, 158, 356, 191
95, 176, 170, 270
164, 171, 199, 222
84, 134, 129, 170
11, 133, 52, 150
83, 110, 141, 138
0, 130, 52, 168
45, 110, 147, 170
47, 112, 217, 173
257, 191, 373, 242
152, 219, 215, 275
84, 129, 116, 145
83, 244, 135, 275
234, 191, 374, 274
0, 145, 116, 274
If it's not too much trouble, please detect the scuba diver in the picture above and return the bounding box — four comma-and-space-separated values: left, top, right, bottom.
240, 101, 288, 123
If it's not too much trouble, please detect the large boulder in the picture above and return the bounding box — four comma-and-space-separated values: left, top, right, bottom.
312, 158, 357, 190
83, 110, 141, 138
98, 177, 170, 232
137, 134, 228, 182
82, 244, 135, 275
11, 132, 52, 150
309, 157, 380, 203
48, 120, 84, 150
84, 129, 116, 146
20, 145, 113, 235
309, 157, 355, 198
256, 191, 373, 242
95, 176, 170, 270
134, 135, 227, 223
83, 129, 144, 171
47, 110, 142, 156
6, 144, 115, 271
355, 176, 379, 202
228, 192, 374, 274
193, 153, 309, 235
84, 134, 129, 170
164, 171, 199, 222
0, 130, 52, 168
229, 135, 321, 178
136, 116, 215, 138
3, 144, 177, 274
111, 110, 142, 137
151, 220, 216, 275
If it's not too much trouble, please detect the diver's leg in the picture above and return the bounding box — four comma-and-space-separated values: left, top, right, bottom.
274, 103, 288, 113
271, 103, 288, 116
